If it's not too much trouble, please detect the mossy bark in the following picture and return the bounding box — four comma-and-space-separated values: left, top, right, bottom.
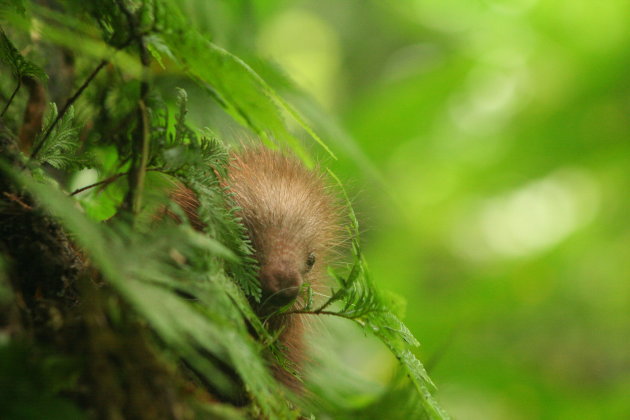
0, 140, 191, 420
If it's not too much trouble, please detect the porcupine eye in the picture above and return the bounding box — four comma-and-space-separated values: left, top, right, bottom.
305, 252, 316, 271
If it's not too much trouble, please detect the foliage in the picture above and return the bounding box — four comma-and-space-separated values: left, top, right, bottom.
32, 104, 91, 170
0, 1, 446, 419
0, 343, 84, 420
0, 27, 45, 81
279, 172, 447, 419
263, 1, 629, 419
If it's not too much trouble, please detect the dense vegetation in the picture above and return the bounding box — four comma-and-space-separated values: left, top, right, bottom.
0, 0, 447, 419
3, 0, 629, 419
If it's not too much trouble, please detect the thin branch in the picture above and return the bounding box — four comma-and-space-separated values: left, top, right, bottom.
69, 167, 163, 197
278, 292, 369, 320
1, 79, 21, 118
282, 308, 368, 325
29, 29, 138, 160
69, 172, 127, 196
3, 191, 33, 210
30, 59, 108, 159
313, 289, 342, 313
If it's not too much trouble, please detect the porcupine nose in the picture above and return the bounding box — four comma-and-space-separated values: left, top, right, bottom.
260, 264, 302, 306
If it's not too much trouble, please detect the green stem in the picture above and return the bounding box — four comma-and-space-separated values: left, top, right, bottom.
125, 100, 150, 215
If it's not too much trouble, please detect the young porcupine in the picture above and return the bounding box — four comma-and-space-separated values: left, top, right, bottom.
171, 147, 344, 390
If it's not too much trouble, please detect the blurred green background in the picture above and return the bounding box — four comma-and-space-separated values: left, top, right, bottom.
177, 1, 630, 418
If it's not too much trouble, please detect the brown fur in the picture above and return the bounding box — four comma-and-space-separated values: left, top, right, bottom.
171, 147, 344, 391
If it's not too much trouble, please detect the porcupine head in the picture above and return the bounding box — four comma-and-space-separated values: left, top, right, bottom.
226, 147, 345, 389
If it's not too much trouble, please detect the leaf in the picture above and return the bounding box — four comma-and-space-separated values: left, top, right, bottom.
32, 103, 91, 171
287, 170, 450, 420
0, 27, 47, 81
145, 33, 174, 70
7, 5, 142, 78
0, 160, 297, 418
153, 0, 335, 165
150, 89, 263, 301
0, 0, 25, 17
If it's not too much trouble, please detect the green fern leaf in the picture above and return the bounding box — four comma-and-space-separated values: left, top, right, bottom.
33, 103, 90, 171
0, 28, 46, 81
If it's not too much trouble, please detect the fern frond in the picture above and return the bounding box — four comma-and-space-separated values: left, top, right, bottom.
32, 103, 91, 171
0, 27, 47, 81
279, 171, 450, 420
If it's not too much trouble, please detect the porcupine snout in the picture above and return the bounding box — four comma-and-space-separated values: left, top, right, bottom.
259, 261, 302, 306
257, 230, 306, 306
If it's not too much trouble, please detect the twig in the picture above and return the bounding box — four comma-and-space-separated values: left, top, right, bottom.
69, 167, 163, 197
277, 294, 359, 320
281, 308, 368, 326
69, 172, 127, 196
3, 192, 33, 210
29, 29, 137, 160
70, 168, 163, 196
0, 79, 21, 118
30, 59, 108, 159
312, 290, 340, 313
